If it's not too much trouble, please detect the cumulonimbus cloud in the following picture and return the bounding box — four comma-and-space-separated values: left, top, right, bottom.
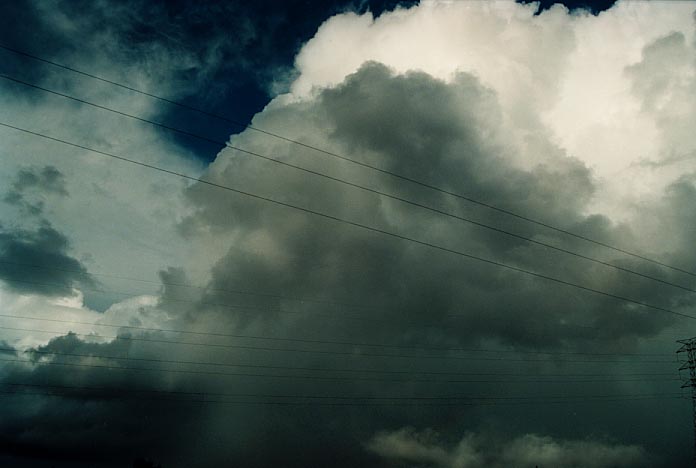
1, 1, 695, 467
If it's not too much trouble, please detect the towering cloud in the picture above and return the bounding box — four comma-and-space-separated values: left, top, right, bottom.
1, 1, 695, 467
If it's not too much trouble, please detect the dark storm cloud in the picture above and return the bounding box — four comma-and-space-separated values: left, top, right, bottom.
2, 58, 691, 468
183, 63, 690, 352
0, 332, 205, 466
1, 2, 692, 467
0, 222, 95, 296
318, 63, 596, 223
0, 319, 391, 467
113, 62, 693, 466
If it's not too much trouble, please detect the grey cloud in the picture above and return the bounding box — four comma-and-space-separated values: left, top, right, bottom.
3, 7, 695, 465
156, 266, 204, 319
633, 150, 696, 169
0, 60, 689, 467
27, 332, 131, 363
0, 222, 95, 296
3, 165, 68, 215
12, 166, 68, 196
0, 312, 388, 467
368, 427, 651, 468
182, 62, 688, 351
318, 63, 598, 247
626, 31, 689, 113
651, 175, 696, 272
105, 62, 693, 466
626, 29, 696, 164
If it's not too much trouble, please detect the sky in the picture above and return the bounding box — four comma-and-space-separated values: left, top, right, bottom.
1, 0, 696, 466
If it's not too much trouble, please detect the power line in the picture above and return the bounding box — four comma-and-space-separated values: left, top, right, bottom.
0, 321, 677, 358
0, 355, 679, 384
1, 43, 692, 278
0, 306, 611, 347
6, 273, 602, 330
1, 271, 692, 343
0, 380, 681, 404
1, 121, 695, 324
0, 347, 673, 375
3, 74, 695, 297
0, 385, 682, 407
0, 277, 626, 335
0, 323, 678, 357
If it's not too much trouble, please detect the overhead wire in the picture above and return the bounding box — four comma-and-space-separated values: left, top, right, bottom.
3, 74, 695, 297
0, 355, 681, 385
0, 274, 459, 327
0, 304, 601, 344
6, 273, 614, 330
0, 385, 683, 407
0, 45, 691, 427
0, 323, 678, 357
0, 381, 683, 405
1, 121, 695, 325
0, 53, 689, 407
0, 278, 646, 336
1, 268, 692, 342
0, 343, 679, 372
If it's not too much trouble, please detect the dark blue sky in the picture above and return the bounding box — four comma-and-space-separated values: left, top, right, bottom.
105, 0, 619, 161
